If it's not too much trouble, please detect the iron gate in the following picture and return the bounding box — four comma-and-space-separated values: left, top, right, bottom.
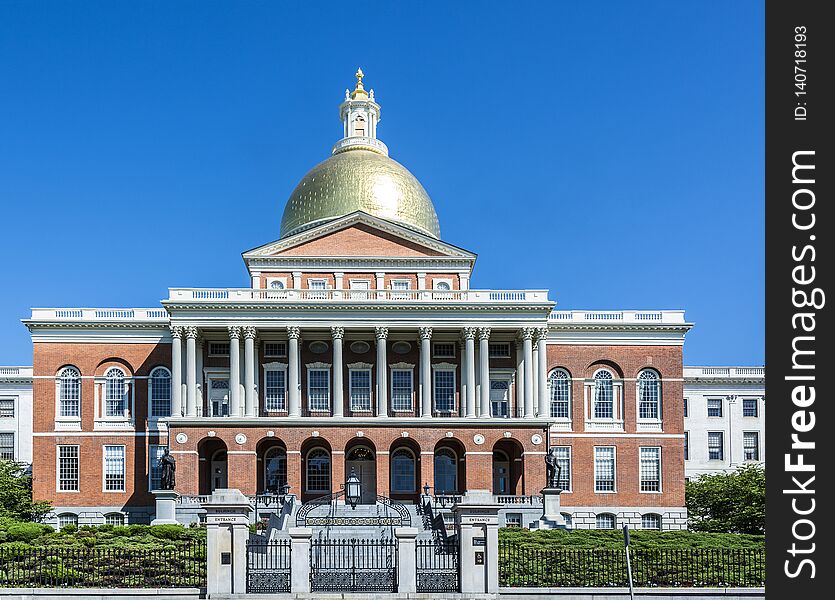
310, 537, 398, 592
416, 538, 459, 592
246, 539, 291, 593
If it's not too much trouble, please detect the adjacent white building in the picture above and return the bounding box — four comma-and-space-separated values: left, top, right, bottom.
683, 366, 765, 479
0, 366, 33, 466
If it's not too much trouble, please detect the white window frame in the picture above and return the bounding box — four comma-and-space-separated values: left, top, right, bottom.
206, 375, 231, 417
641, 513, 662, 530
707, 431, 724, 460
432, 364, 457, 414
0, 397, 14, 418
707, 397, 723, 417
55, 366, 82, 427
148, 366, 172, 420
305, 447, 331, 493
433, 278, 453, 291
743, 431, 760, 461
596, 513, 617, 529
94, 367, 134, 427
348, 365, 373, 412
0, 432, 14, 461
104, 513, 125, 526
263, 362, 288, 412
103, 444, 126, 493
742, 397, 759, 417
553, 445, 572, 492
639, 446, 662, 493
265, 277, 288, 290
390, 447, 417, 493
57, 513, 78, 529
585, 369, 624, 431
593, 446, 617, 493
148, 444, 166, 491
306, 363, 332, 412
57, 444, 80, 493
636, 369, 662, 432
548, 368, 572, 423
390, 365, 414, 411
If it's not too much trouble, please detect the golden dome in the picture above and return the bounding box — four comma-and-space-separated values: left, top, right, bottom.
280, 148, 441, 239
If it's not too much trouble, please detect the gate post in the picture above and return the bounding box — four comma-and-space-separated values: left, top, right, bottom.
289, 526, 312, 594
452, 490, 502, 595
201, 488, 252, 596
395, 526, 419, 593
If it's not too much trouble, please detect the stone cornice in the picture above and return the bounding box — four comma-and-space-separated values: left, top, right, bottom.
163, 302, 554, 314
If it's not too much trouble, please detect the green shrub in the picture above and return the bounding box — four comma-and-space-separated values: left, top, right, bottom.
149, 524, 187, 541
6, 522, 51, 543
59, 524, 77, 534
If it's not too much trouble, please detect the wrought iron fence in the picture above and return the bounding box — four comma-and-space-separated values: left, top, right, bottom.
309, 537, 397, 592
0, 543, 206, 588
416, 538, 459, 592
498, 544, 765, 588
246, 539, 291, 593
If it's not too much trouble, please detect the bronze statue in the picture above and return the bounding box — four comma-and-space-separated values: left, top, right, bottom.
159, 447, 176, 490
545, 447, 562, 489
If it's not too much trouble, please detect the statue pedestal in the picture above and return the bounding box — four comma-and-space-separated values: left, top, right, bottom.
151, 490, 179, 525
538, 487, 568, 529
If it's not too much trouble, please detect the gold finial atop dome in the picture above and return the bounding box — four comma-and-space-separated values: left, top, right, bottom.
350, 67, 369, 100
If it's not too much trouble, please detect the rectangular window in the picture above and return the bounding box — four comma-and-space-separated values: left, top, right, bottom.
744, 432, 760, 461
391, 369, 413, 411
743, 398, 758, 417
707, 398, 723, 417
309, 279, 327, 289
708, 432, 724, 460
149, 444, 165, 491
307, 369, 330, 412
265, 369, 286, 411
0, 433, 14, 460
505, 513, 522, 528
553, 446, 571, 491
58, 445, 79, 491
349, 369, 372, 411
264, 342, 287, 357
434, 370, 456, 413
104, 445, 126, 492
208, 342, 230, 356
640, 447, 661, 492
0, 398, 14, 418
684, 431, 689, 461
488, 343, 511, 358
391, 280, 411, 290
432, 343, 456, 358
683, 397, 688, 418
594, 447, 615, 492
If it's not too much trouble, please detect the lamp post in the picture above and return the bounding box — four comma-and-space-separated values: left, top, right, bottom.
346, 468, 361, 509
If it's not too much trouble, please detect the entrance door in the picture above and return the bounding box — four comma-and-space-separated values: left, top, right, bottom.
211, 450, 228, 491
209, 378, 230, 417
345, 446, 376, 504
493, 451, 510, 494
490, 379, 510, 418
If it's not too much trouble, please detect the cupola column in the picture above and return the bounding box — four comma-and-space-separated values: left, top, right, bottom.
375, 327, 389, 417
287, 327, 301, 417
331, 327, 345, 417
228, 326, 241, 417
419, 327, 432, 417
478, 328, 491, 417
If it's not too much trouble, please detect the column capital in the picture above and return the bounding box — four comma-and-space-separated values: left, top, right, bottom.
418, 326, 433, 340
242, 325, 257, 340
228, 325, 242, 340
287, 326, 301, 339
170, 325, 184, 339
518, 327, 535, 341
184, 326, 199, 340
477, 327, 491, 341
375, 326, 389, 340
462, 327, 477, 340
534, 327, 549, 340
331, 326, 345, 340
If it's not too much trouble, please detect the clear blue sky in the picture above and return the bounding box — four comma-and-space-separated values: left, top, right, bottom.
0, 0, 764, 366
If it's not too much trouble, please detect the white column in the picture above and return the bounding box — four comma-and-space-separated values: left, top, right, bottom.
532, 341, 539, 410
228, 326, 241, 417
287, 326, 301, 417
521, 328, 535, 418
185, 326, 198, 417
375, 327, 389, 417
331, 326, 344, 417
195, 337, 204, 416
463, 328, 477, 418
478, 327, 491, 417
461, 273, 470, 290
170, 326, 183, 417
250, 271, 260, 288
419, 327, 432, 417
515, 340, 525, 418
243, 326, 257, 417
536, 328, 549, 417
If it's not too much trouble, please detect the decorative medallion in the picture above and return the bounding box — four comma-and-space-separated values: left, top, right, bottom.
392, 341, 412, 355
266, 430, 275, 437
503, 431, 512, 438
357, 431, 365, 437
473, 434, 485, 445
531, 434, 543, 445
312, 431, 320, 437
235, 433, 247, 445
350, 340, 371, 354
175, 433, 188, 445
401, 431, 409, 438
445, 431, 454, 438
207, 431, 217, 437
309, 341, 329, 354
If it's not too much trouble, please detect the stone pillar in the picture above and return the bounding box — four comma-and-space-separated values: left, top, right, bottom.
170, 326, 183, 417
151, 489, 179, 525
375, 272, 386, 298
536, 327, 549, 417
202, 489, 252, 596
228, 326, 241, 417
185, 326, 198, 417
289, 527, 312, 594
287, 326, 301, 417
463, 328, 477, 417
292, 271, 302, 289
331, 326, 344, 417
419, 327, 432, 417
243, 326, 257, 417
375, 326, 389, 418
395, 527, 419, 593
478, 327, 491, 418
453, 490, 502, 595
521, 328, 535, 418
539, 487, 568, 529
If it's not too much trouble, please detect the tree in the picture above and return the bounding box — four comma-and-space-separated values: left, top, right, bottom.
686, 464, 765, 534
0, 460, 51, 522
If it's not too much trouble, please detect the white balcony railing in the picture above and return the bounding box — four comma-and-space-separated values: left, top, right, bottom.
684, 366, 765, 378
29, 308, 169, 322
167, 288, 551, 304
548, 310, 687, 324
0, 366, 33, 377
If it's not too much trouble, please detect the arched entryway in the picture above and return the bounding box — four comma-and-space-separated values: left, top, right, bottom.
493, 439, 524, 495
345, 439, 376, 504
389, 438, 421, 502
301, 438, 332, 502
198, 437, 228, 495
256, 438, 288, 494
433, 438, 466, 495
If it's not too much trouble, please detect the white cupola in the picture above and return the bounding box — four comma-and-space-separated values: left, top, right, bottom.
333, 68, 388, 156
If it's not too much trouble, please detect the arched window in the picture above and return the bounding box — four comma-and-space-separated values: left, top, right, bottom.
434, 281, 451, 291
269, 280, 285, 290
58, 366, 81, 418
434, 448, 458, 494
104, 513, 125, 526
549, 369, 571, 418
596, 513, 616, 529
104, 368, 127, 417
593, 370, 614, 419
57, 513, 78, 530
264, 447, 287, 493
149, 367, 171, 418
306, 448, 331, 493
637, 370, 661, 420
641, 513, 662, 530
391, 448, 416, 493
